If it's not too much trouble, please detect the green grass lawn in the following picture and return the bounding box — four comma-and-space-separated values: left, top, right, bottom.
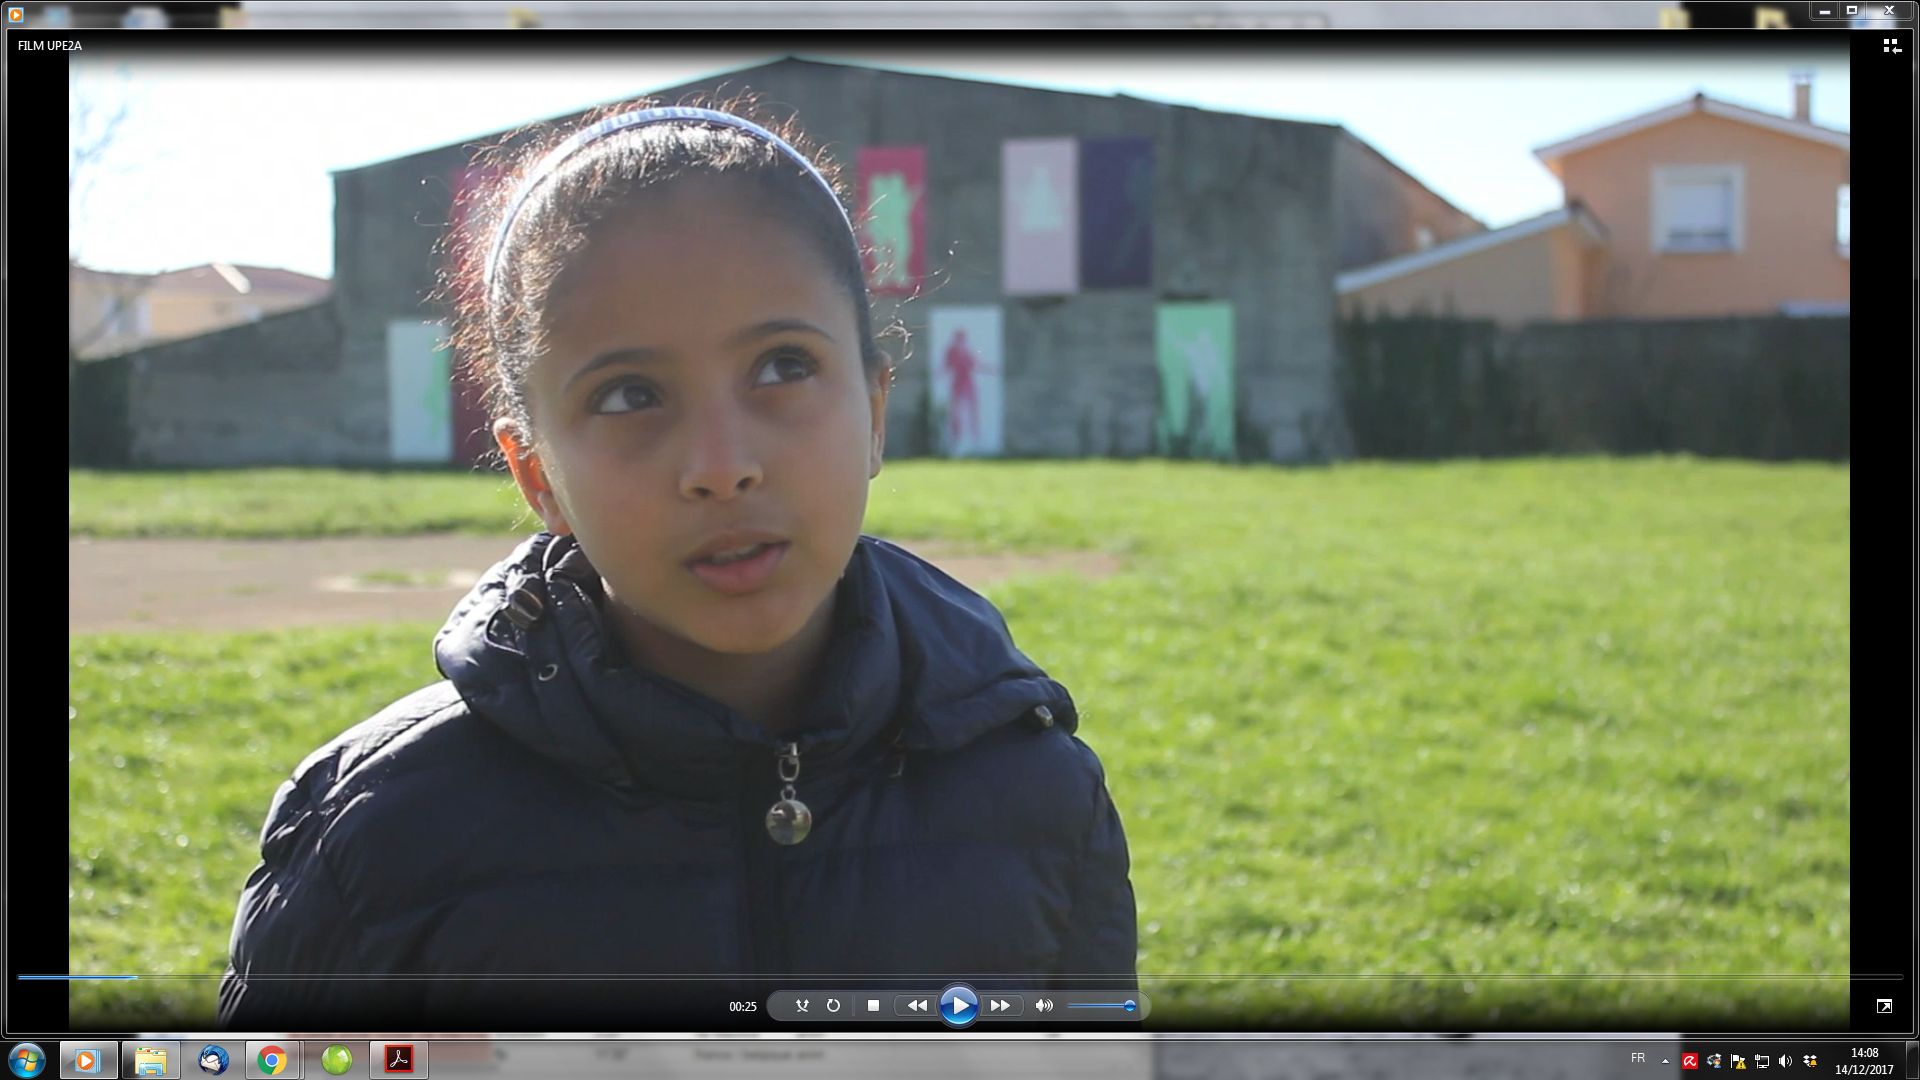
67, 457, 1851, 1030
68, 467, 536, 538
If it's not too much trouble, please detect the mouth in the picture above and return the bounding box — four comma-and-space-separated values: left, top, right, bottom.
686, 538, 791, 594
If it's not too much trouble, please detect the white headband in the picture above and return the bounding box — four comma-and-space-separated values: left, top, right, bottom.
481, 106, 856, 292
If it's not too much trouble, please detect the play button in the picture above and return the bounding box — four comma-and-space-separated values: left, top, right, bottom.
939, 984, 979, 1028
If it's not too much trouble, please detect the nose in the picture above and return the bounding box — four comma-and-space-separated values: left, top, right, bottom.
678, 396, 764, 501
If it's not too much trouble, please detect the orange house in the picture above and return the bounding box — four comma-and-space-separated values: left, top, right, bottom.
70, 261, 331, 359
1338, 74, 1849, 324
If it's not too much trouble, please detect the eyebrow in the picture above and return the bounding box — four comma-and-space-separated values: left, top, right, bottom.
564, 318, 838, 395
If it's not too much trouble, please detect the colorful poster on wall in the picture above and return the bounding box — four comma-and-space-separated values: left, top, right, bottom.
448, 164, 501, 272
927, 306, 1005, 457
857, 146, 926, 296
1155, 302, 1235, 460
1079, 137, 1154, 289
1002, 138, 1079, 295
388, 319, 453, 464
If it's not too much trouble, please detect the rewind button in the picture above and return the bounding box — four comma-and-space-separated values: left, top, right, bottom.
894, 995, 934, 1017
984, 996, 1023, 1017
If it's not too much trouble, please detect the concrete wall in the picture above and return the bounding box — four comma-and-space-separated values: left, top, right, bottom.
331, 142, 479, 463
126, 302, 354, 465
1333, 133, 1486, 272
343, 59, 1357, 464
1556, 111, 1850, 317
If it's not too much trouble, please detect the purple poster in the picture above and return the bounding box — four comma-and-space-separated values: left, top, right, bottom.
1002, 138, 1079, 296
1079, 137, 1154, 289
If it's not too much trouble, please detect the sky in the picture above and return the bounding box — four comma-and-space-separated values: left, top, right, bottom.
68, 45, 1852, 280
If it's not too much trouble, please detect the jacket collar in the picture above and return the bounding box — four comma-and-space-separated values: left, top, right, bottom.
433, 533, 1076, 802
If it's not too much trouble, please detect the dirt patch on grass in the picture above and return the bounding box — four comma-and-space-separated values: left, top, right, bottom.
68, 536, 1123, 633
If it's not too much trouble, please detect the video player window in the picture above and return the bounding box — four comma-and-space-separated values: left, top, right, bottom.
38, 6, 1899, 1060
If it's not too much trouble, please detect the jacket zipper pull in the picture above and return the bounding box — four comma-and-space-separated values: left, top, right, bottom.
764, 741, 812, 845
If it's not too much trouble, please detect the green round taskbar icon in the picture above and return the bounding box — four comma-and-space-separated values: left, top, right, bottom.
321, 1046, 353, 1076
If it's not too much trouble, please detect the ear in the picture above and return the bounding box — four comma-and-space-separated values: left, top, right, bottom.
495, 418, 573, 535
867, 364, 891, 479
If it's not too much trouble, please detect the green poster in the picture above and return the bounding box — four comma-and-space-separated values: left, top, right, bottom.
1155, 302, 1235, 459
387, 319, 452, 463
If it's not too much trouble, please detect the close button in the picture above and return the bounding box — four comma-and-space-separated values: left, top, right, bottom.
1816, 1, 1916, 16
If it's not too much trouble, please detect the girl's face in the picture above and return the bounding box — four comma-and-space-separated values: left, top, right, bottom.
503, 178, 886, 657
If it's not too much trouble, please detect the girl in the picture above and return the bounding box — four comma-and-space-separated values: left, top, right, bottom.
218, 98, 1136, 1031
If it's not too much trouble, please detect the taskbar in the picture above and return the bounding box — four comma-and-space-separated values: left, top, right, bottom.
3, 1035, 1917, 1079
3, 1030, 1920, 1068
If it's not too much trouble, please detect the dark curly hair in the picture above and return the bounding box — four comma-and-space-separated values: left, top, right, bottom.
437, 92, 895, 453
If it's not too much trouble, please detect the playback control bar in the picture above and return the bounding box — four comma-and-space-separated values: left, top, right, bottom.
767, 985, 1149, 1026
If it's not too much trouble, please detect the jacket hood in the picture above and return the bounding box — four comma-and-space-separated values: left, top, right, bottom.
432, 533, 1077, 801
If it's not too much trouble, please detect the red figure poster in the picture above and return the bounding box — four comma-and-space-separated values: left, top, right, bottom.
857, 146, 926, 296
927, 306, 1004, 456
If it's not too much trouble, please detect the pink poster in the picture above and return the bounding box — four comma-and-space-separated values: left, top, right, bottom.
449, 165, 502, 468
857, 146, 927, 296
449, 164, 501, 289
1002, 138, 1079, 296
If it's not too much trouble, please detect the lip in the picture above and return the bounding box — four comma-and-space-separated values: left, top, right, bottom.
685, 530, 789, 564
685, 532, 791, 595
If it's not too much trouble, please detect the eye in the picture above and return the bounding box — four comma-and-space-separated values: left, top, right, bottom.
591, 381, 660, 415
754, 348, 818, 387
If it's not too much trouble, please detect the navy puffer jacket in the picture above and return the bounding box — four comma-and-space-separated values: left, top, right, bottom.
219, 533, 1136, 1030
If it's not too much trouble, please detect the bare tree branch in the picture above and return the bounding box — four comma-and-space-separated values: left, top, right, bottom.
69, 68, 133, 243
69, 66, 153, 358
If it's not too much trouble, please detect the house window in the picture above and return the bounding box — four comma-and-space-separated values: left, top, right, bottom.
1836, 183, 1849, 259
1651, 164, 1744, 253
1414, 224, 1435, 251
109, 298, 149, 339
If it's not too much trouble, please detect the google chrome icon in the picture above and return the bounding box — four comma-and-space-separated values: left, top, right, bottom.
8, 1045, 45, 1079
255, 1046, 290, 1076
